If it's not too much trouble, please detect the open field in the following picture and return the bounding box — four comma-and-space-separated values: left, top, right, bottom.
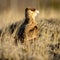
0, 0, 60, 60
0, 18, 60, 60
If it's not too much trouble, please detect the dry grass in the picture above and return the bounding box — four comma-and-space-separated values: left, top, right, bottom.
0, 18, 60, 60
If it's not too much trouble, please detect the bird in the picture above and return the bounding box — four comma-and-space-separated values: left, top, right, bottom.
16, 8, 39, 43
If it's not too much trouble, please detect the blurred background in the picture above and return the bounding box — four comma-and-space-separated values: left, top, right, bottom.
0, 0, 60, 29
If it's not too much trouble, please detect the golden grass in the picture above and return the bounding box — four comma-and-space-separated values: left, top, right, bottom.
0, 18, 60, 60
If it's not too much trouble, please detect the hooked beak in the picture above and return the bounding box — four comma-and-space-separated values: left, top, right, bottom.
35, 10, 39, 14
34, 10, 39, 17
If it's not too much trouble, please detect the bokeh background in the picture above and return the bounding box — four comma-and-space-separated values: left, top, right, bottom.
0, 0, 60, 60
0, 0, 60, 28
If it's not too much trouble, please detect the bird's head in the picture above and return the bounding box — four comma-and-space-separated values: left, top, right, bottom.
25, 8, 39, 19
